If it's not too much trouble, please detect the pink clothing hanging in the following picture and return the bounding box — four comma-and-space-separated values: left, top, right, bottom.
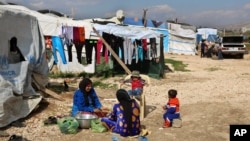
142, 39, 147, 51
96, 39, 103, 64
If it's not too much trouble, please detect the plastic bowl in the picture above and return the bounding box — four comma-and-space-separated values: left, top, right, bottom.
75, 113, 98, 129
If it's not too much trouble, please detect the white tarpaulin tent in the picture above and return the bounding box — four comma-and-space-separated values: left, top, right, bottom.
0, 4, 92, 37
0, 5, 49, 127
36, 9, 95, 73
197, 28, 217, 39
0, 4, 96, 74
168, 23, 196, 55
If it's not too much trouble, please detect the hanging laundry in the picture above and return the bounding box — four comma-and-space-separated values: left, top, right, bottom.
63, 26, 74, 46
142, 39, 148, 51
96, 39, 103, 64
123, 38, 134, 65
136, 39, 144, 61
73, 26, 80, 45
66, 44, 73, 62
102, 32, 111, 64
110, 35, 124, 66
132, 39, 138, 63
150, 38, 157, 59
73, 26, 85, 63
116, 36, 124, 61
85, 39, 98, 64
61, 26, 74, 62
145, 39, 152, 60
78, 27, 85, 43
51, 36, 67, 64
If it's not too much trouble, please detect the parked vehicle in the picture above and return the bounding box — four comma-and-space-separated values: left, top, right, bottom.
213, 36, 247, 58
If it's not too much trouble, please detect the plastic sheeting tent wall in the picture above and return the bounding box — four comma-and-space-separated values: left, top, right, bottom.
0, 4, 95, 74
0, 6, 48, 127
168, 23, 197, 55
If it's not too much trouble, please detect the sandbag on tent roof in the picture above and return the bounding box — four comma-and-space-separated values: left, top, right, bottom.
0, 6, 48, 127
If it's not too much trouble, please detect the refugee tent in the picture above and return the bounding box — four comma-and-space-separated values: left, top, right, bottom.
152, 29, 169, 53
168, 23, 197, 55
197, 28, 218, 43
1, 4, 97, 74
0, 5, 48, 127
92, 23, 165, 78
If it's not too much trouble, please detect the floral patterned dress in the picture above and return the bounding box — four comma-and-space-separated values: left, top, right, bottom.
101, 101, 140, 137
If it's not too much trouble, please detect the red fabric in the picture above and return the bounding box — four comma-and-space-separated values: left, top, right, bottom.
131, 79, 144, 90
73, 26, 80, 44
96, 39, 103, 64
78, 27, 85, 42
73, 27, 85, 47
142, 39, 147, 51
168, 98, 180, 113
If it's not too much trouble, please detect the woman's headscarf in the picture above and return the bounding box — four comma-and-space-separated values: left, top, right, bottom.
116, 89, 133, 134
79, 78, 95, 106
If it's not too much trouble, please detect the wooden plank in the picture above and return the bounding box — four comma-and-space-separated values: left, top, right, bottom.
32, 72, 65, 101
41, 88, 65, 101
92, 27, 132, 74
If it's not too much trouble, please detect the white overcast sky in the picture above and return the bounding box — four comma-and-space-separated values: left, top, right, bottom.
2, 0, 250, 27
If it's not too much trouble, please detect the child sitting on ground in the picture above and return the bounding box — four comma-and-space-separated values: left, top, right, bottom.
123, 70, 147, 100
162, 89, 181, 128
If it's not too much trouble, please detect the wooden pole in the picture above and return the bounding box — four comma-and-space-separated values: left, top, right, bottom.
142, 9, 148, 28
92, 27, 132, 74
159, 34, 165, 78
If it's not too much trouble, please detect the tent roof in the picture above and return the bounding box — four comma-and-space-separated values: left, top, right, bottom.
197, 28, 218, 35
37, 9, 66, 17
1, 5, 92, 37
93, 23, 162, 39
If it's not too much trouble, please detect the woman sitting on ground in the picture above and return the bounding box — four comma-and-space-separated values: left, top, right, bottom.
101, 89, 141, 137
71, 78, 105, 117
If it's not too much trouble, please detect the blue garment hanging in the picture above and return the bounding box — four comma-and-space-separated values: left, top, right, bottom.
51, 36, 67, 64
138, 46, 144, 61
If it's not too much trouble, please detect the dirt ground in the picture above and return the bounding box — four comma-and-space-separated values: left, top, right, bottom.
1, 53, 250, 141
